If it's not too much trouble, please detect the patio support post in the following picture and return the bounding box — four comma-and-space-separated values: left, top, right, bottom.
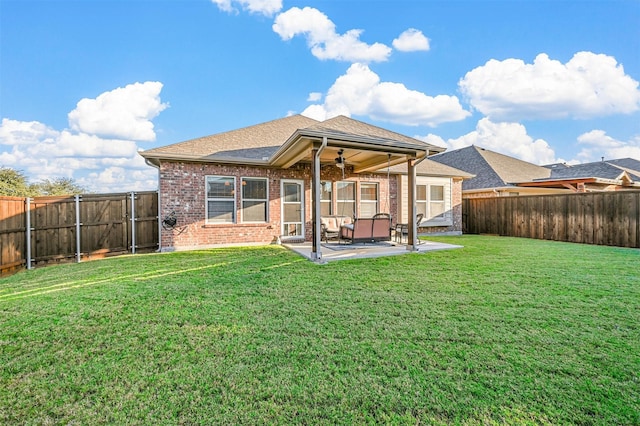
407, 157, 418, 251
311, 137, 327, 261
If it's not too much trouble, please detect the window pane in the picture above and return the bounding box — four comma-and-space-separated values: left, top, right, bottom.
360, 183, 378, 201
207, 177, 234, 198
284, 204, 301, 222
242, 178, 267, 199
336, 201, 355, 218
320, 202, 332, 216
208, 200, 234, 222
360, 203, 377, 218
283, 183, 301, 202
243, 200, 267, 222
417, 203, 427, 217
320, 181, 332, 201
430, 202, 445, 218
336, 181, 355, 200
430, 185, 444, 201
416, 185, 427, 201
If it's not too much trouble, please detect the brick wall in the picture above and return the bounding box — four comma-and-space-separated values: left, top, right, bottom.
158, 161, 395, 250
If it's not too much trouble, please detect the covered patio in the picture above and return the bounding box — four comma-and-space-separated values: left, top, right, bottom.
270, 116, 437, 262
282, 239, 463, 263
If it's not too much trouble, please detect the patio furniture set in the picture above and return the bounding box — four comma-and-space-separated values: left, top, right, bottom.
320, 213, 424, 245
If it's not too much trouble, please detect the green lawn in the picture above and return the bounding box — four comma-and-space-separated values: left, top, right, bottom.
1, 236, 638, 425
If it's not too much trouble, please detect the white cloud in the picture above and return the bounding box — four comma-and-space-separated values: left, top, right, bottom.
211, 0, 282, 16
0, 81, 167, 192
273, 7, 392, 63
392, 28, 430, 52
459, 51, 640, 120
419, 118, 558, 165
576, 130, 640, 163
68, 81, 168, 142
307, 92, 323, 102
302, 63, 470, 126
0, 118, 59, 146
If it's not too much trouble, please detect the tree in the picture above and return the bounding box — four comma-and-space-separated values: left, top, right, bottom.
0, 167, 35, 197
0, 167, 87, 196
32, 178, 87, 196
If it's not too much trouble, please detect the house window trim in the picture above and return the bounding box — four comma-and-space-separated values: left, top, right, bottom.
336, 180, 356, 218
320, 181, 333, 216
416, 182, 450, 226
240, 176, 269, 224
359, 182, 379, 218
205, 175, 237, 225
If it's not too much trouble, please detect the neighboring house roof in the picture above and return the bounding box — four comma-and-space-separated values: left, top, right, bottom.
606, 158, 640, 176
141, 115, 450, 175
540, 160, 640, 181
429, 145, 551, 191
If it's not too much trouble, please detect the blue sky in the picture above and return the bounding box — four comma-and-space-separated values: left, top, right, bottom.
1, 0, 639, 192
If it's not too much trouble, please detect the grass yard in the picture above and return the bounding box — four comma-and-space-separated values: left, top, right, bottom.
0, 235, 638, 425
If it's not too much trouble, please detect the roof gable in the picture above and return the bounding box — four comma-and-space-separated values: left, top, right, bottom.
304, 115, 443, 152
141, 115, 319, 163
141, 114, 446, 171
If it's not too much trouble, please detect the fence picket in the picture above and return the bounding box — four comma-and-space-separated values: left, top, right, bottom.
0, 191, 159, 275
463, 191, 640, 248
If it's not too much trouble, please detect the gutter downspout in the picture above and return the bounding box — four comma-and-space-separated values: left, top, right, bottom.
311, 137, 328, 262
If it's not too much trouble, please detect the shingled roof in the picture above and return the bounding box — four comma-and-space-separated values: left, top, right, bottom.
429, 145, 551, 190
141, 115, 319, 164
540, 160, 640, 182
140, 114, 445, 168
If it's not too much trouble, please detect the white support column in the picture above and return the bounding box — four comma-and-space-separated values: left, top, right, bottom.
75, 194, 81, 263
407, 157, 417, 251
26, 197, 32, 270
130, 192, 136, 254
311, 137, 327, 262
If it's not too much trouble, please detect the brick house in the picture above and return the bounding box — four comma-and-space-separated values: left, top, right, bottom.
140, 115, 471, 260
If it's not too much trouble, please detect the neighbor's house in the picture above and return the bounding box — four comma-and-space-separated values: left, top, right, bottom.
140, 115, 472, 256
430, 145, 640, 198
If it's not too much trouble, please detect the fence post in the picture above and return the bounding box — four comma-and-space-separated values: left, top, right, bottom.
75, 194, 81, 263
26, 197, 32, 270
157, 190, 161, 252
130, 192, 136, 254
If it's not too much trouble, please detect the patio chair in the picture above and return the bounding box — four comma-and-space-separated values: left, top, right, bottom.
394, 213, 424, 243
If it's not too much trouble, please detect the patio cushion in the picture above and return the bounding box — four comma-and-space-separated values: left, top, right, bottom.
321, 215, 352, 232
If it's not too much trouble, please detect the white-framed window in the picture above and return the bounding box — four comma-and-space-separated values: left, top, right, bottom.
336, 181, 355, 217
359, 182, 378, 218
429, 185, 445, 219
320, 181, 332, 216
206, 176, 236, 224
417, 183, 446, 221
241, 177, 268, 223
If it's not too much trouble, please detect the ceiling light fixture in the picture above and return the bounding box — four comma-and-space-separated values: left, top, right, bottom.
335, 149, 345, 169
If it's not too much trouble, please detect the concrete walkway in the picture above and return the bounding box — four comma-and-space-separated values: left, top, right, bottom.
283, 239, 463, 263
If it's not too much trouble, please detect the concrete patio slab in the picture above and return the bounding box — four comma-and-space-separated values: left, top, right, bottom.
283, 239, 463, 263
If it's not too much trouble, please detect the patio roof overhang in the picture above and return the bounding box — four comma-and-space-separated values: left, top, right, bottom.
270, 129, 429, 173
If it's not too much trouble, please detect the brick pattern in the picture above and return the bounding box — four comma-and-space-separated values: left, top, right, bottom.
158, 161, 397, 250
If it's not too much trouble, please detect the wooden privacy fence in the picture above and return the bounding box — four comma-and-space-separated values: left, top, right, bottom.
463, 191, 640, 248
0, 191, 159, 275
